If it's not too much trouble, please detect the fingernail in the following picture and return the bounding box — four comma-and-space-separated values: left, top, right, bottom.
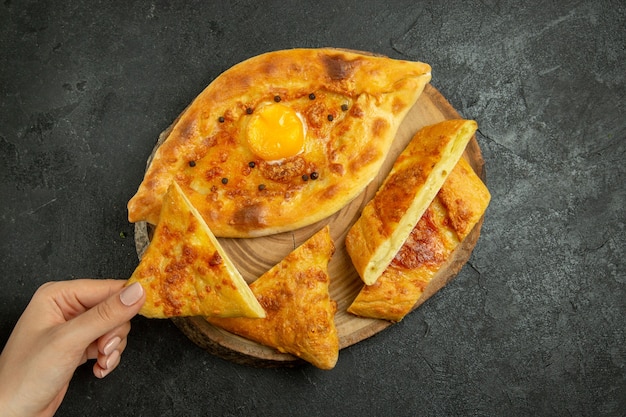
120, 282, 144, 306
105, 349, 120, 370
103, 336, 121, 356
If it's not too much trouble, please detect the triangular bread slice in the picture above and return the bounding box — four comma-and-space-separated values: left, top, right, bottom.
126, 182, 265, 319
206, 226, 339, 370
345, 119, 477, 285
348, 157, 491, 321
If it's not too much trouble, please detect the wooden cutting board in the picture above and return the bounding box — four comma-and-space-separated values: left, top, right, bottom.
134, 83, 486, 367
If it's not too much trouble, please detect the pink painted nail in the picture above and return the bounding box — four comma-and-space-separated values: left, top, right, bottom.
103, 336, 121, 356
105, 349, 121, 370
120, 282, 144, 306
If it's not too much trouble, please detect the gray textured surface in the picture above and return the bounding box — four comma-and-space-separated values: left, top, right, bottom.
1, 0, 625, 416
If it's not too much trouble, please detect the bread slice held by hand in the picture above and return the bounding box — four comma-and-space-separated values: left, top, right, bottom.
126, 182, 265, 319
346, 119, 477, 285
348, 157, 491, 321
206, 226, 339, 370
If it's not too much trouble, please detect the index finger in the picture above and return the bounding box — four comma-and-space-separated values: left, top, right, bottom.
40, 279, 128, 320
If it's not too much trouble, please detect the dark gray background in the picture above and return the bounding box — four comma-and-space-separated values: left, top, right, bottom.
1, 1, 624, 416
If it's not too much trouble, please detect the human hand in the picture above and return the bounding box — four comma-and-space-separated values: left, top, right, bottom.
0, 279, 145, 417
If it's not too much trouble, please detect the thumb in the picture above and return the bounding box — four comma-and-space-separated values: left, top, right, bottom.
66, 282, 145, 346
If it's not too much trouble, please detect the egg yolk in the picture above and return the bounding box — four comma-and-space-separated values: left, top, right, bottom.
246, 103, 305, 161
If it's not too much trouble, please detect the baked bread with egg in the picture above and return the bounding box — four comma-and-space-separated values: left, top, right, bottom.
206, 226, 339, 370
127, 48, 431, 237
126, 182, 265, 319
348, 157, 491, 321
345, 119, 477, 285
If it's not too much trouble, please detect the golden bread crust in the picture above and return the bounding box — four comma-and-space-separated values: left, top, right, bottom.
348, 157, 491, 321
127, 48, 431, 237
206, 226, 339, 369
126, 182, 265, 319
345, 119, 477, 285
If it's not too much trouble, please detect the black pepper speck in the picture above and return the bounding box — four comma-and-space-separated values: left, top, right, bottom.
309, 93, 316, 100
310, 172, 319, 180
